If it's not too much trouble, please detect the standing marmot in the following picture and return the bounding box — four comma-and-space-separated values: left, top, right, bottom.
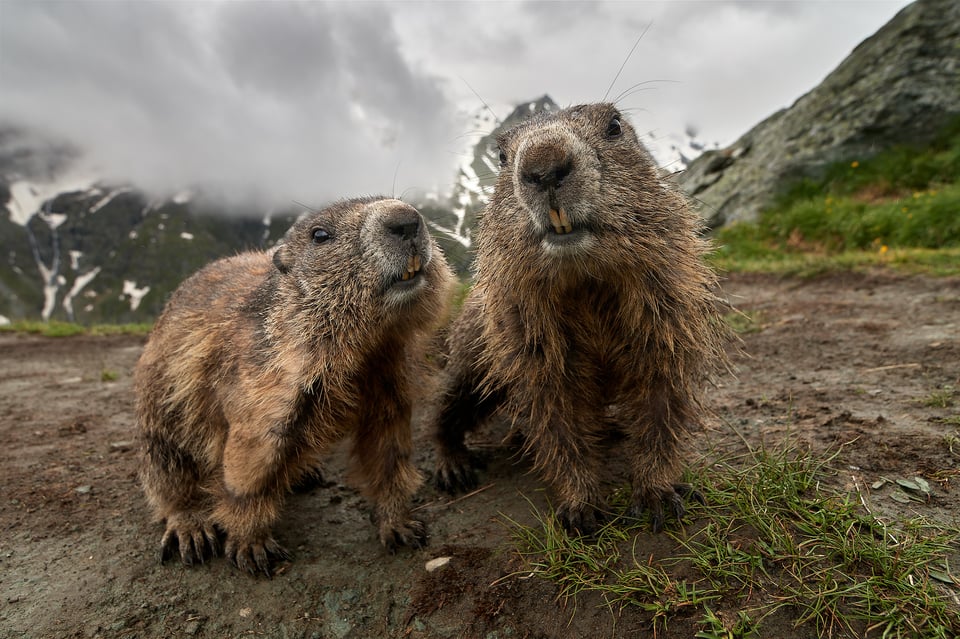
135, 197, 452, 576
432, 104, 729, 534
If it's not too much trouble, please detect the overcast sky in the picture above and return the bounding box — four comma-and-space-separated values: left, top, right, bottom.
0, 0, 912, 209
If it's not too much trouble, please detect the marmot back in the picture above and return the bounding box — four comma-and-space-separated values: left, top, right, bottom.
432, 104, 730, 534
135, 196, 453, 576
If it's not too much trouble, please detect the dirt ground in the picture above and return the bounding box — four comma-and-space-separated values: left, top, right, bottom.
1, 271, 958, 639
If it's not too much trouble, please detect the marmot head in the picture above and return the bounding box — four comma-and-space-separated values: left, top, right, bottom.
272, 197, 448, 320
488, 103, 665, 264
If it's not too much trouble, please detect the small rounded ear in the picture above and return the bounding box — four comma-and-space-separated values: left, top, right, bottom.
272, 243, 291, 274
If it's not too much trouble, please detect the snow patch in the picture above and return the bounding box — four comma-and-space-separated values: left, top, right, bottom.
0, 315, 9, 327
88, 187, 133, 214
172, 190, 193, 205
63, 267, 102, 320
180, 232, 194, 241
40, 212, 68, 230
41, 283, 58, 321
5, 176, 96, 225
122, 280, 151, 311
69, 250, 83, 270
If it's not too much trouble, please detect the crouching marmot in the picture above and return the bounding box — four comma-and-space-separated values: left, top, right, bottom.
432, 104, 730, 534
135, 197, 452, 576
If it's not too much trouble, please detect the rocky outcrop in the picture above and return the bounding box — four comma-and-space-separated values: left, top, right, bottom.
678, 0, 960, 228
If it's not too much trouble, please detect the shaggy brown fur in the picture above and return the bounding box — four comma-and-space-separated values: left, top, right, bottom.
432, 104, 730, 534
135, 197, 453, 576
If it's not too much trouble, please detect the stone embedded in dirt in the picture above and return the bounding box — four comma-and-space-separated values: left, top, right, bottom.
239, 607, 252, 618
58, 419, 88, 436
109, 440, 134, 452
74, 485, 91, 494
425, 556, 452, 572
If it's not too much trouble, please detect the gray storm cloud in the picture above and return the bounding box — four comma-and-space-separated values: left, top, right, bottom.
0, 1, 462, 208
1, 0, 911, 211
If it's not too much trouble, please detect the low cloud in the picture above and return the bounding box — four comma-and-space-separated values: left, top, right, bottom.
0, 1, 463, 209
1, 0, 910, 210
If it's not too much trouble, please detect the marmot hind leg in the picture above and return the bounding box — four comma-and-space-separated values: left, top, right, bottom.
432, 372, 501, 494
139, 435, 221, 566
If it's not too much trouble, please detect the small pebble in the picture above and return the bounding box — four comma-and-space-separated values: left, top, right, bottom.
425, 556, 451, 572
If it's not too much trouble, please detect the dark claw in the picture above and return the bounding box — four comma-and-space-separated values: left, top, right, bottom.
291, 466, 331, 493
383, 518, 429, 553
226, 538, 291, 578
558, 505, 601, 537
630, 483, 704, 533
190, 530, 208, 565
676, 483, 706, 506
407, 519, 429, 549
206, 528, 222, 558
182, 542, 197, 567
649, 506, 666, 534
159, 521, 222, 567
433, 452, 481, 494
254, 548, 272, 578
159, 530, 178, 564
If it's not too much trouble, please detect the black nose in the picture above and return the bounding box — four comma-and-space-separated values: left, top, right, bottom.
521, 159, 573, 191
387, 219, 420, 241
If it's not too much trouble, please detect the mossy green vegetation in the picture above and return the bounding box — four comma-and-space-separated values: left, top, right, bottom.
0, 319, 152, 337
712, 117, 960, 276
506, 444, 960, 638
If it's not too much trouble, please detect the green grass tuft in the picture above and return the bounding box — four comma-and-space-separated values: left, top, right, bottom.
922, 386, 956, 409
505, 444, 960, 637
0, 319, 87, 337
0, 320, 152, 337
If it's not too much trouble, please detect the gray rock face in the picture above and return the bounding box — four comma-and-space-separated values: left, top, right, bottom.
678, 0, 960, 229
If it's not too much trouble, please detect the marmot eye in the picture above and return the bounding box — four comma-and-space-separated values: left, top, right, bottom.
498, 148, 508, 166
311, 228, 331, 244
605, 117, 623, 138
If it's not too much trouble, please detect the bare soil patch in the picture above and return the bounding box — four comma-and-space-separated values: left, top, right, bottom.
1, 271, 958, 638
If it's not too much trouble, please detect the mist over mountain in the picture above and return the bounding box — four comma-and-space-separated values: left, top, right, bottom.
0, 97, 560, 325
3, 0, 954, 325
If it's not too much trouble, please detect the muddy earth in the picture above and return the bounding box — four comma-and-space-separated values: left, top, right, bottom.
1, 271, 958, 638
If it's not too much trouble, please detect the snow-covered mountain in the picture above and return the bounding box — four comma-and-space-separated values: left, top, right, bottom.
0, 97, 707, 324
0, 131, 301, 325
